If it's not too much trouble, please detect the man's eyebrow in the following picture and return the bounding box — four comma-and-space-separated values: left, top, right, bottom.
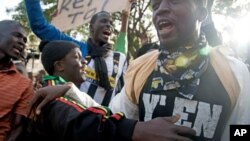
12, 32, 23, 36
12, 32, 28, 42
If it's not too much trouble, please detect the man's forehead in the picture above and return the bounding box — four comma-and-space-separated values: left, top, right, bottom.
75, 47, 82, 56
9, 26, 26, 35
0, 23, 25, 34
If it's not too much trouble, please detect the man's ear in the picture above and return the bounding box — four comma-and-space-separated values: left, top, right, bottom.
196, 7, 208, 22
54, 60, 64, 72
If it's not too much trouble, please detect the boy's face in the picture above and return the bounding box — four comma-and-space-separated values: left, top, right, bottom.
0, 25, 27, 60
60, 48, 86, 84
152, 0, 200, 48
90, 13, 114, 45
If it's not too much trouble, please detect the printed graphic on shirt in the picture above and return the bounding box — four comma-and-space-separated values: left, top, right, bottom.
85, 67, 115, 88
139, 63, 231, 141
142, 94, 222, 139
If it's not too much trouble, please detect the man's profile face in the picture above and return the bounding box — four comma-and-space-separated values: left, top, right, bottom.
152, 0, 199, 48
0, 24, 27, 60
91, 13, 114, 45
60, 48, 85, 84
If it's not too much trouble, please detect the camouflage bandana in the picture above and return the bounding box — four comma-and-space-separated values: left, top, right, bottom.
151, 33, 210, 99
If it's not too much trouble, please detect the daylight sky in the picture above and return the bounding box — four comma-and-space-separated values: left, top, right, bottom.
0, 0, 22, 20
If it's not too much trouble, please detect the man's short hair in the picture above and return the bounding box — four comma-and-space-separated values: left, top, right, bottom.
90, 11, 110, 25
39, 40, 79, 75
0, 20, 23, 32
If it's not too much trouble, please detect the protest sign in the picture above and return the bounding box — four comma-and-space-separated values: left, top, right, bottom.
52, 0, 130, 31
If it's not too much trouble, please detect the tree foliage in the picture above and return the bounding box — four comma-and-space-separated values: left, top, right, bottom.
213, 0, 250, 18
127, 0, 154, 59
7, 0, 249, 58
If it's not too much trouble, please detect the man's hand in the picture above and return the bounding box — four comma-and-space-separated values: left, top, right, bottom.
133, 115, 196, 141
28, 84, 71, 116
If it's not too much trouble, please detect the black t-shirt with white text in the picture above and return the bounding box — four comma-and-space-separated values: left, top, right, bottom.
139, 63, 231, 141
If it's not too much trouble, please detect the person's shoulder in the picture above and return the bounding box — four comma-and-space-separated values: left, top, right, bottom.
212, 45, 246, 66
130, 50, 159, 66
20, 74, 32, 83
8, 72, 33, 95
212, 44, 235, 56
8, 66, 30, 82
211, 44, 249, 78
17, 73, 33, 87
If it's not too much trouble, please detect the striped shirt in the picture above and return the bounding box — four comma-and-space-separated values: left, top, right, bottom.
80, 51, 127, 106
0, 64, 33, 140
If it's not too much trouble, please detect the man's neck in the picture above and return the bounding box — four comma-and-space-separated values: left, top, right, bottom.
160, 35, 200, 54
90, 38, 107, 47
53, 72, 82, 88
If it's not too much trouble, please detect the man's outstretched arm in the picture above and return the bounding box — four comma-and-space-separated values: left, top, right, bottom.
24, 0, 88, 57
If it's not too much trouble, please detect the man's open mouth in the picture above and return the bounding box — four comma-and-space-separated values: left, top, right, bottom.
13, 45, 23, 54
103, 30, 112, 36
158, 20, 174, 32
